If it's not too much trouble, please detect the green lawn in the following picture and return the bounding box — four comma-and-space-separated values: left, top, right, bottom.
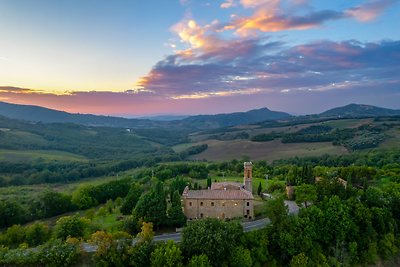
188, 139, 348, 162
91, 211, 124, 233
0, 149, 88, 162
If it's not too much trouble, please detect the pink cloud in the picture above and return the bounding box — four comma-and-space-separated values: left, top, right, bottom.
346, 0, 396, 22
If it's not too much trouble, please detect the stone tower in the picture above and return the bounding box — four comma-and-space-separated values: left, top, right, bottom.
243, 162, 252, 192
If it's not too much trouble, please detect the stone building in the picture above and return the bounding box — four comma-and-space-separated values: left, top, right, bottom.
182, 162, 254, 220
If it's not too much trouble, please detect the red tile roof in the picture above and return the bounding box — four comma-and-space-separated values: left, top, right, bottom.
211, 182, 243, 190
185, 187, 253, 200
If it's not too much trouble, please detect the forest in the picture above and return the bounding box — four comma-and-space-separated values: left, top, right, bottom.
0, 113, 400, 266
0, 149, 399, 266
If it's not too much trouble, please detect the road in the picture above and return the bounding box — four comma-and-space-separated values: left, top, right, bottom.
82, 201, 299, 252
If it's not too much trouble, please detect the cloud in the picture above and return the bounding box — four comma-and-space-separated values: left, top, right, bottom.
233, 10, 345, 35
221, 0, 236, 8
216, 0, 396, 35
0, 86, 37, 93
137, 39, 400, 100
346, 0, 396, 22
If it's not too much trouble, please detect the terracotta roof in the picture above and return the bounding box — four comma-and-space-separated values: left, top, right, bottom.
210, 182, 243, 190
185, 188, 253, 200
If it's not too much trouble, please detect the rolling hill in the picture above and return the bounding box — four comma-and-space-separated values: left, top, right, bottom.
320, 103, 400, 117
0, 101, 291, 130
179, 107, 291, 129
0, 101, 160, 128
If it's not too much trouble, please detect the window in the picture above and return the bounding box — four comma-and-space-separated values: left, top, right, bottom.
211, 202, 215, 206
200, 202, 203, 206
200, 213, 203, 218
246, 209, 250, 215
189, 202, 192, 207
247, 202, 250, 206
222, 202, 225, 206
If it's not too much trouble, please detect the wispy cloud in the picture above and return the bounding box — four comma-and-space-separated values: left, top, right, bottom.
221, 0, 396, 35
137, 39, 400, 100
346, 0, 396, 22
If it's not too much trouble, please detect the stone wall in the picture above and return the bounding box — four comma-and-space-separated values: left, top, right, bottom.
183, 198, 254, 220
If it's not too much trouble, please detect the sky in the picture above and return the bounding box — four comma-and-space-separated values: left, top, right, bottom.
0, 0, 399, 116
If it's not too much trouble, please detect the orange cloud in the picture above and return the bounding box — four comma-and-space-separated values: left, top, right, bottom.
233, 10, 316, 35
346, 0, 395, 22
221, 0, 236, 8
240, 0, 276, 8
171, 19, 225, 53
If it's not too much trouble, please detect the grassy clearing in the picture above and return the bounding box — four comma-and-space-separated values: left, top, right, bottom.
172, 143, 195, 153
189, 139, 348, 162
322, 118, 373, 129
0, 171, 137, 202
0, 149, 88, 162
91, 210, 124, 233
0, 185, 45, 205
379, 127, 400, 149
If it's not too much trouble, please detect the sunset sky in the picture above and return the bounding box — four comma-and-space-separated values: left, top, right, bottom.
1, 0, 399, 116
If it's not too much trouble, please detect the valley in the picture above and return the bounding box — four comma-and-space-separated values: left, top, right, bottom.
0, 103, 400, 266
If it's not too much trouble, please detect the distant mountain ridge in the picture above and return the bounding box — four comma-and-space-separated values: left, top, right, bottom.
0, 101, 163, 128
320, 103, 400, 117
182, 108, 291, 128
0, 101, 291, 129
0, 101, 399, 130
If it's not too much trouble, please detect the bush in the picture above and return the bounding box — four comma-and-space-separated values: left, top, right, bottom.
150, 240, 183, 267
54, 214, 89, 240
25, 222, 51, 247
38, 239, 80, 267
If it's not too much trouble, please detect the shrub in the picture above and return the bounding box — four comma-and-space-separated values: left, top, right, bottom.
38, 239, 80, 267
54, 214, 89, 240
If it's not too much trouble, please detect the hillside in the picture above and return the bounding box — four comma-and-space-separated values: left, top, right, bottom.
320, 103, 400, 117
0, 115, 161, 160
180, 107, 291, 129
0, 101, 291, 130
0, 101, 161, 128
178, 116, 400, 162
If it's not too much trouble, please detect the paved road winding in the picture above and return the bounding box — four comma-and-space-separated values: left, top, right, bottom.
82, 201, 299, 252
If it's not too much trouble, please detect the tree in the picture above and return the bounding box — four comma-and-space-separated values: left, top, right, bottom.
257, 181, 262, 195
150, 240, 183, 267
38, 239, 80, 267
123, 214, 141, 235
134, 182, 167, 228
121, 183, 143, 215
187, 254, 212, 267
230, 246, 253, 267
290, 253, 311, 267
54, 214, 89, 240
0, 200, 25, 228
266, 197, 288, 225
90, 231, 131, 266
0, 224, 25, 248
295, 184, 317, 208
25, 222, 51, 247
32, 189, 73, 218
167, 190, 186, 227
207, 177, 212, 188
137, 222, 154, 243
129, 240, 156, 267
71, 185, 97, 210
182, 218, 242, 266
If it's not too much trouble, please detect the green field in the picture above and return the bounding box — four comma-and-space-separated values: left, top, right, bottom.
188, 139, 348, 162
0, 149, 88, 162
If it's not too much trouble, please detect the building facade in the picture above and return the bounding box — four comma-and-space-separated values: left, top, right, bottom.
182, 162, 254, 220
